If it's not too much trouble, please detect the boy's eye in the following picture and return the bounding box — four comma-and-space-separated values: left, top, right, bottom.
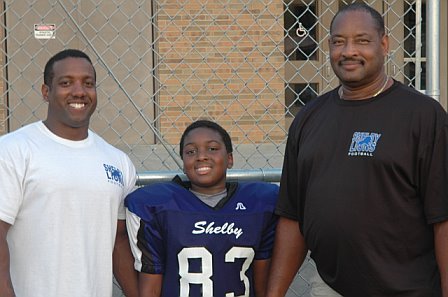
185, 149, 196, 155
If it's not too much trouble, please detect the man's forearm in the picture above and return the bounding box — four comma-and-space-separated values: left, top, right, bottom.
266, 217, 308, 297
0, 275, 15, 297
0, 220, 15, 297
113, 245, 138, 297
435, 220, 448, 297
113, 220, 138, 297
0, 252, 15, 297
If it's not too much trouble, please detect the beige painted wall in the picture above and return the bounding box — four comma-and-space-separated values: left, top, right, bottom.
1, 1, 155, 147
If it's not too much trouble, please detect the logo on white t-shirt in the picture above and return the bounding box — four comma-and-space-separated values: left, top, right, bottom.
103, 164, 124, 187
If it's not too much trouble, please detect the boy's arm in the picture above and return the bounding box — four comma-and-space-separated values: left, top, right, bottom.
113, 219, 139, 297
0, 220, 15, 297
139, 273, 163, 297
253, 258, 270, 297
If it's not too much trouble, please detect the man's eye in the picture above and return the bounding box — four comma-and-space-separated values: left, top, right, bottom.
356, 39, 370, 44
208, 147, 218, 151
60, 81, 71, 86
85, 81, 95, 87
331, 39, 344, 45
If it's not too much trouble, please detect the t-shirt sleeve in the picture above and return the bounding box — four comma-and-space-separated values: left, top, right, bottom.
275, 120, 301, 222
118, 155, 138, 220
0, 143, 25, 225
423, 111, 448, 224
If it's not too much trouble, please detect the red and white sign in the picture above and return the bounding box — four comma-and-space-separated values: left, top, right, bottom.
34, 24, 56, 39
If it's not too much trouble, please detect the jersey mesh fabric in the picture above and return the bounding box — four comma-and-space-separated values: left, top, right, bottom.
126, 180, 278, 297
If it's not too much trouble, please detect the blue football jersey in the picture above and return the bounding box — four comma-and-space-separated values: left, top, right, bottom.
125, 180, 278, 297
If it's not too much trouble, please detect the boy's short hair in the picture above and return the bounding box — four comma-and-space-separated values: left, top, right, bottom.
179, 120, 233, 158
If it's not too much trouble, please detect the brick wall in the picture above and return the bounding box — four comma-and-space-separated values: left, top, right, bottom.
157, 1, 286, 144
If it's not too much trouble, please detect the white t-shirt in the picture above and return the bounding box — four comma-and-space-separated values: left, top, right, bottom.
0, 121, 137, 297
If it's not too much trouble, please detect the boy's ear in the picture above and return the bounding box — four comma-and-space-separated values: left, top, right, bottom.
227, 153, 234, 169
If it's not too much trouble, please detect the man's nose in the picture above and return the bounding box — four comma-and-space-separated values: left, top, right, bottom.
341, 40, 358, 57
72, 81, 87, 96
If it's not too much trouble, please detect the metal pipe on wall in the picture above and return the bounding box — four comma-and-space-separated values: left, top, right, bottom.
137, 168, 282, 186
415, 0, 422, 91
427, 0, 440, 101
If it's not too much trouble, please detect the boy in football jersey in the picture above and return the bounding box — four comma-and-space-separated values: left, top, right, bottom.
125, 119, 278, 297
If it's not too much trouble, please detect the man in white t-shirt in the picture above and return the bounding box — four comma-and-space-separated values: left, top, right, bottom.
0, 49, 138, 297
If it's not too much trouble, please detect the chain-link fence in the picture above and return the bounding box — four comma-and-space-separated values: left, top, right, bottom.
1, 0, 442, 172
1, 0, 443, 296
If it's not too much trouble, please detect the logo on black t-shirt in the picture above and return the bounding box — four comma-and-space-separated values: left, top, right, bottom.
348, 132, 382, 157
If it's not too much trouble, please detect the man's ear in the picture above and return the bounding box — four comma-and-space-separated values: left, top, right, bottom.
381, 34, 389, 56
41, 84, 50, 102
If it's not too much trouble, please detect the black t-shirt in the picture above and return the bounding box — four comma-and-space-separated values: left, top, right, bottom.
276, 80, 448, 296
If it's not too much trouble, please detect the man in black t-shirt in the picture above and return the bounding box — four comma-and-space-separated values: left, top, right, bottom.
266, 3, 448, 297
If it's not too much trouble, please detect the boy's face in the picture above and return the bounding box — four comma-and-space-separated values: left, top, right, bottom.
181, 127, 233, 195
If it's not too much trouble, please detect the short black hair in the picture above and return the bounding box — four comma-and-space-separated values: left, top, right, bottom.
44, 49, 95, 86
330, 3, 385, 36
179, 120, 233, 158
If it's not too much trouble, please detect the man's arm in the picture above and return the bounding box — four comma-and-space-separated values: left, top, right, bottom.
113, 220, 139, 297
434, 220, 448, 297
0, 220, 15, 297
266, 217, 308, 297
139, 273, 162, 297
